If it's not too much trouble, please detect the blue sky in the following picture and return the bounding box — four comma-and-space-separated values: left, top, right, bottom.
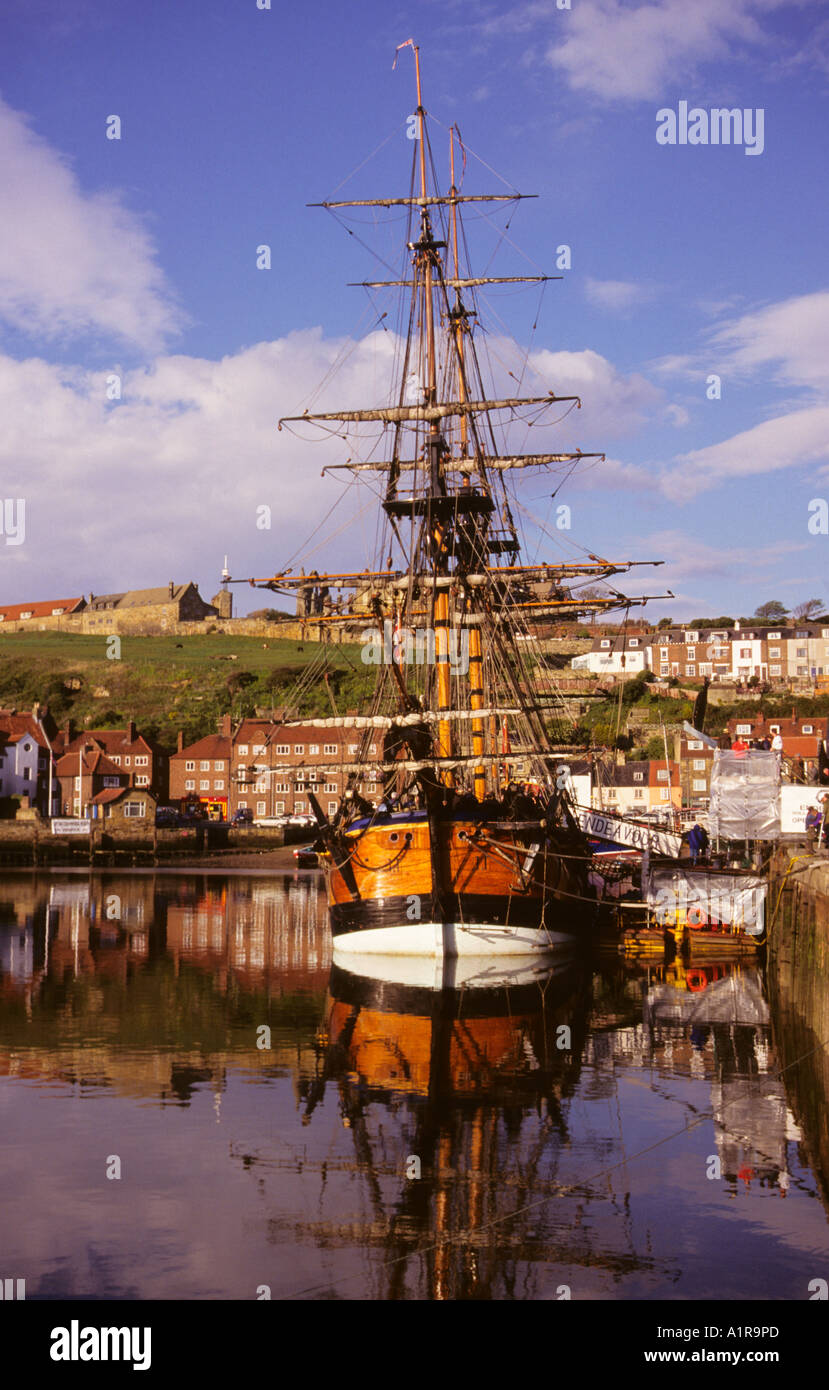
1, 0, 828, 621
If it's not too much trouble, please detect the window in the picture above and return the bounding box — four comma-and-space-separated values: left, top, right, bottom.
803, 725, 814, 734
659, 788, 670, 800
257, 801, 266, 814
767, 631, 781, 641
185, 779, 195, 790
102, 775, 120, 787
308, 772, 318, 782
797, 647, 807, 657
659, 636, 669, 646
124, 757, 131, 767
275, 783, 290, 793
294, 801, 305, 813
656, 769, 669, 781
136, 775, 150, 787
685, 665, 696, 676
51, 607, 64, 616
692, 779, 707, 792
238, 800, 248, 809
798, 666, 807, 675
629, 638, 639, 647
294, 746, 305, 755
327, 801, 338, 814
253, 744, 266, 755
348, 744, 358, 755
684, 631, 699, 642
369, 745, 377, 755
769, 647, 781, 658
255, 781, 268, 793
200, 780, 209, 790
295, 782, 305, 793
22, 767, 31, 780
739, 647, 751, 659
324, 743, 337, 755
736, 723, 752, 735
214, 760, 224, 771
324, 782, 338, 793
20, 610, 33, 619
687, 740, 702, 750
274, 801, 284, 814
185, 760, 195, 771
606, 788, 617, 798
633, 788, 644, 799
237, 744, 249, 756
123, 802, 145, 817
135, 755, 149, 766
214, 780, 224, 791
769, 725, 780, 734
309, 744, 320, 755
600, 639, 611, 648
633, 771, 644, 781
200, 760, 210, 771
693, 759, 706, 771
276, 744, 289, 755
686, 647, 696, 660
770, 665, 782, 675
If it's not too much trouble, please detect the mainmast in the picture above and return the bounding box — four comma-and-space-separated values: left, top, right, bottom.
265, 43, 673, 806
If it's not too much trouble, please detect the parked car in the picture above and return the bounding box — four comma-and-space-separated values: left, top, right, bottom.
230, 808, 254, 826
293, 844, 320, 868
155, 807, 182, 827
287, 814, 317, 828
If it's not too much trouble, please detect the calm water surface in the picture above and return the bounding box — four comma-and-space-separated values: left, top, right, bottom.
1, 869, 827, 1300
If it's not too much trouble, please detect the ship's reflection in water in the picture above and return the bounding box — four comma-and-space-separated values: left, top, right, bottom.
0, 872, 827, 1299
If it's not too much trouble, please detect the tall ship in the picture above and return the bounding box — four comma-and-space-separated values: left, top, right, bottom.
236, 43, 668, 957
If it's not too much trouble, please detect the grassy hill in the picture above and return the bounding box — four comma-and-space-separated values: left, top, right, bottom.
0, 632, 374, 749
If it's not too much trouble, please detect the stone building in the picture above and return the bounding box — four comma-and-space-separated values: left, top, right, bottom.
83, 582, 218, 634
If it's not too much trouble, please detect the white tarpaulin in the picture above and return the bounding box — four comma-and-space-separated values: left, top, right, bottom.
644, 863, 766, 933
707, 749, 781, 841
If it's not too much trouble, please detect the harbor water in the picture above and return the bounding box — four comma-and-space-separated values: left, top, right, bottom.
1, 869, 828, 1301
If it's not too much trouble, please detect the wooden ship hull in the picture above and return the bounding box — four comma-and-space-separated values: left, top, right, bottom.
324, 811, 596, 955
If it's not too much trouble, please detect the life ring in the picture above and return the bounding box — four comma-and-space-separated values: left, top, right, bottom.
817, 791, 829, 804
686, 903, 706, 926
686, 968, 708, 992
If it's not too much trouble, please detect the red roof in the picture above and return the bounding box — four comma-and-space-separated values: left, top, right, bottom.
0, 712, 50, 749
171, 734, 231, 761
0, 598, 84, 622
56, 748, 125, 778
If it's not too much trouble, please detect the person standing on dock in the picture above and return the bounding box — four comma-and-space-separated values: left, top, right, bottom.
688, 822, 709, 865
805, 805, 821, 850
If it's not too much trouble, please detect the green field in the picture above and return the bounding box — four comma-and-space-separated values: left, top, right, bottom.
0, 632, 372, 749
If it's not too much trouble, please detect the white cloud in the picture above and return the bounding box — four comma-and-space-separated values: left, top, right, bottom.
526, 345, 665, 440
0, 95, 183, 352
710, 290, 829, 392
544, 0, 787, 102
639, 529, 807, 580
659, 405, 829, 498
584, 278, 652, 312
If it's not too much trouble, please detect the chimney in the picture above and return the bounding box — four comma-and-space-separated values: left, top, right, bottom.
177, 730, 185, 753
126, 719, 136, 744
220, 714, 232, 738
169, 581, 175, 599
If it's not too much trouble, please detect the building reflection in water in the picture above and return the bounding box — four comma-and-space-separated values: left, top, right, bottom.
0, 873, 827, 1299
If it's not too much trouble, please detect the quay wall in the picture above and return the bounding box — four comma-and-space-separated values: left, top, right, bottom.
0, 817, 289, 865
767, 849, 829, 1209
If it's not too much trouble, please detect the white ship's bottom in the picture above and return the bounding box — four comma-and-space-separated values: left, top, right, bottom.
332, 921, 577, 957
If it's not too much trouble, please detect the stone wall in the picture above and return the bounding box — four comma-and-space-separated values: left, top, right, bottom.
767, 849, 829, 1209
